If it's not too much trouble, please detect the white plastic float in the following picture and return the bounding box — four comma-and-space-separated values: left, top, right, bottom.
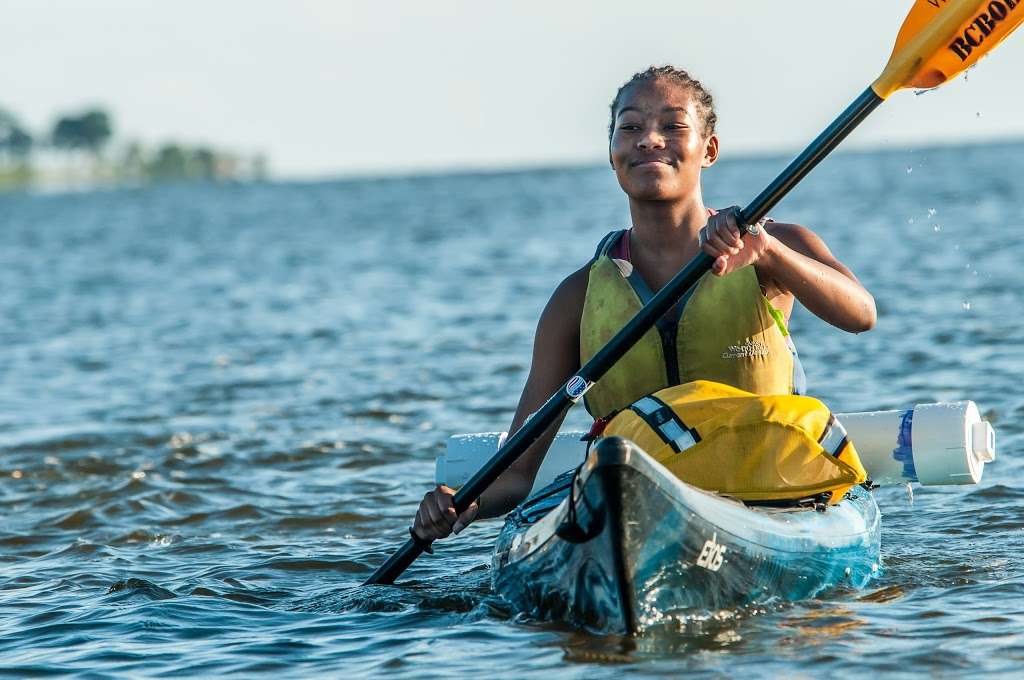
437, 401, 996, 495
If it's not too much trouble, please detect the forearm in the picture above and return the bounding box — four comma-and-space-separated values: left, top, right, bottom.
472, 266, 585, 521
759, 236, 876, 332
477, 412, 566, 519
477, 471, 533, 519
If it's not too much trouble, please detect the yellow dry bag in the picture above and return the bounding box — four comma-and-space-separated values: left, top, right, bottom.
600, 380, 868, 505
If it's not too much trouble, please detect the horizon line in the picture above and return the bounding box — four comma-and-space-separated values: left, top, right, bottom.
275, 134, 1024, 186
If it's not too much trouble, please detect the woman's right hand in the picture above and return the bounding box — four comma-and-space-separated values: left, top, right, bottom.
412, 485, 480, 542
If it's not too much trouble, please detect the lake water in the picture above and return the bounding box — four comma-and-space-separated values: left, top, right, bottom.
2, 141, 1023, 677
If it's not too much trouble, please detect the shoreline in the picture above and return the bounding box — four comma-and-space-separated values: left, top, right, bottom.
4, 135, 1021, 196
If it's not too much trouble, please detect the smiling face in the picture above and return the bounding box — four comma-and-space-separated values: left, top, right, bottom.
609, 78, 718, 202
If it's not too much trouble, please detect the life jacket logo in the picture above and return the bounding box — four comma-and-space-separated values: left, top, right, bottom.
696, 532, 727, 571
721, 338, 770, 360
948, 0, 1020, 61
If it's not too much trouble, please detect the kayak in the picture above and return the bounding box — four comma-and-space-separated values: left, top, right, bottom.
490, 436, 881, 634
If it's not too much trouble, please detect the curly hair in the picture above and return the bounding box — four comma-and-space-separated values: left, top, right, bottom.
608, 65, 717, 139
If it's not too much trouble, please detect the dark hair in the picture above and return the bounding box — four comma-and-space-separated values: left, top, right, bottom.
608, 65, 717, 139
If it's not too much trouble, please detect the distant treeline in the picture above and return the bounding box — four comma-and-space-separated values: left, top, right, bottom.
0, 106, 267, 190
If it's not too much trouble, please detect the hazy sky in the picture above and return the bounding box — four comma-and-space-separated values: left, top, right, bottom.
5, 1, 1023, 177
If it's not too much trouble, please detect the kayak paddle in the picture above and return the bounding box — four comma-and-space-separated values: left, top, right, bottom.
365, 0, 1022, 586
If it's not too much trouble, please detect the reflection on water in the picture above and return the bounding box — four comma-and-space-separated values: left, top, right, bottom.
1, 141, 1024, 676
778, 605, 865, 641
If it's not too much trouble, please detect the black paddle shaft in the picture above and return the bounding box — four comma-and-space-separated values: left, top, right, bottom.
363, 86, 883, 586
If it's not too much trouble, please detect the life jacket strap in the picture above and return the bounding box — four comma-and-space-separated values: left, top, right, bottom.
818, 414, 850, 457
630, 394, 701, 454
592, 229, 627, 260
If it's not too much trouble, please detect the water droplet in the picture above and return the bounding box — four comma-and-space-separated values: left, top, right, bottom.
905, 483, 914, 505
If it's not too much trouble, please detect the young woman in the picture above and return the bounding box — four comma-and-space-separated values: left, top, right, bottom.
413, 66, 876, 542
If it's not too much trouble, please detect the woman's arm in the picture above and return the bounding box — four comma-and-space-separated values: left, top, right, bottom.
413, 266, 588, 540
758, 222, 876, 333
475, 265, 588, 519
700, 208, 875, 333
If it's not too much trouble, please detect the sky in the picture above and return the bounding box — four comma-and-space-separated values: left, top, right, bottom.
4, 0, 1023, 178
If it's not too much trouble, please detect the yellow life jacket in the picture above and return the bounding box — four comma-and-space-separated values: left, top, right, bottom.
601, 380, 867, 505
579, 230, 797, 419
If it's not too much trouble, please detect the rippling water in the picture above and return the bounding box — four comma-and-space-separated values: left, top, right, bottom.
2, 141, 1023, 676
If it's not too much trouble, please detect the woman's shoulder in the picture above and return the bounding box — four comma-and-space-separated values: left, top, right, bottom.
764, 221, 833, 258
525, 263, 590, 366
532, 261, 591, 346
538, 230, 629, 334
547, 264, 590, 315
550, 231, 621, 310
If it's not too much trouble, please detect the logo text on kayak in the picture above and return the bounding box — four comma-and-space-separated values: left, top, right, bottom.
696, 532, 727, 572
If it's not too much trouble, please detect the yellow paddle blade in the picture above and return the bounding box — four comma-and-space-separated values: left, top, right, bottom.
873, 0, 1024, 98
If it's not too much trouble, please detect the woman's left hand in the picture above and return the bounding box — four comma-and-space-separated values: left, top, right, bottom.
700, 206, 774, 276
